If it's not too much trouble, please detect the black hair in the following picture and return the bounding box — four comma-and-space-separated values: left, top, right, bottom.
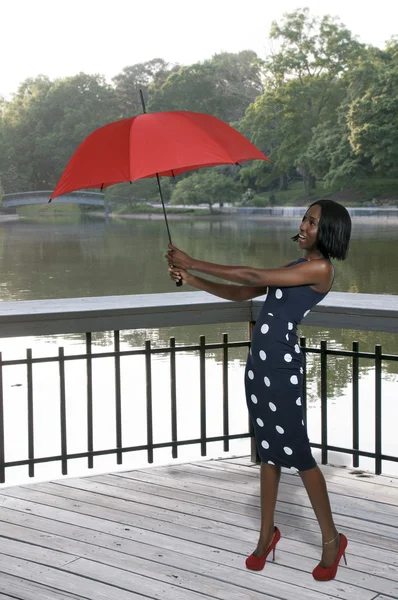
292, 199, 352, 260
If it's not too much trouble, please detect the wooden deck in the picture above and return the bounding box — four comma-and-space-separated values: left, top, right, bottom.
0, 457, 397, 600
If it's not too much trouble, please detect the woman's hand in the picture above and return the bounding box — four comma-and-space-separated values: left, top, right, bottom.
165, 243, 194, 270
168, 266, 191, 286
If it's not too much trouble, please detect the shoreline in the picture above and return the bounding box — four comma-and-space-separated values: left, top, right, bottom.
2, 211, 398, 224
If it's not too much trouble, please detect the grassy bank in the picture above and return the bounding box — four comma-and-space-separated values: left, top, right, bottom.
251, 179, 398, 207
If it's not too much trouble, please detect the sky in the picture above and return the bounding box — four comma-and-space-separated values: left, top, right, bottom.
2, 0, 398, 98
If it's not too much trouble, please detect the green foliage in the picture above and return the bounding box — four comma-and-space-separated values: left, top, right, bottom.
170, 170, 243, 212
105, 178, 173, 209
148, 51, 263, 123
112, 58, 178, 118
1, 73, 118, 192
347, 58, 398, 176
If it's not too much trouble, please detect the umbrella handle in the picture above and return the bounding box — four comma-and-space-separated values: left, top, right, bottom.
170, 264, 183, 287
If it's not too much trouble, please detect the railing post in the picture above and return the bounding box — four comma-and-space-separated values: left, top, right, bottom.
170, 337, 178, 459
145, 340, 154, 464
199, 335, 207, 457
59, 347, 68, 475
320, 340, 328, 465
114, 331, 123, 465
352, 341, 359, 468
375, 344, 382, 475
222, 333, 229, 453
27, 349, 35, 478
86, 332, 94, 469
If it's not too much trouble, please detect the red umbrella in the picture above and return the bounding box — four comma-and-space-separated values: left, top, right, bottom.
50, 109, 269, 283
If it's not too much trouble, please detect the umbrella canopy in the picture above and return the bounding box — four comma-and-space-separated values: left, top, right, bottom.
50, 111, 269, 200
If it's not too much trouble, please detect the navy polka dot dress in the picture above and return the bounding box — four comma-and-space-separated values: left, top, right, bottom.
245, 258, 329, 471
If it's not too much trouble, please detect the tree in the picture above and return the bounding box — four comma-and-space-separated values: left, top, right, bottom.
112, 59, 178, 117
170, 170, 243, 212
1, 74, 118, 191
149, 51, 263, 123
239, 9, 364, 193
347, 43, 398, 177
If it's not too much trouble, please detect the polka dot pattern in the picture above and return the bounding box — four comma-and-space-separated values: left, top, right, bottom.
245, 256, 322, 472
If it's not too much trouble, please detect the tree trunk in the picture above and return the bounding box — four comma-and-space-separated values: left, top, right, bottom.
279, 174, 288, 191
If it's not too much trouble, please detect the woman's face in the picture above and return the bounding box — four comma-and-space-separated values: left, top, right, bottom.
297, 204, 321, 250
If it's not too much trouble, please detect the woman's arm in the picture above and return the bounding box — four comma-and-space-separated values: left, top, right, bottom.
168, 267, 267, 302
167, 244, 332, 288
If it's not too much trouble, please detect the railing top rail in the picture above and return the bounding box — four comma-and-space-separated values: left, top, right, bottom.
0, 291, 397, 338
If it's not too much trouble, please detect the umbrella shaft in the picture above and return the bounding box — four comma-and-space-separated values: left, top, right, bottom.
156, 174, 172, 245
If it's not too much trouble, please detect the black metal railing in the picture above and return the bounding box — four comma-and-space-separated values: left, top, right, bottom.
301, 338, 398, 475
0, 331, 396, 483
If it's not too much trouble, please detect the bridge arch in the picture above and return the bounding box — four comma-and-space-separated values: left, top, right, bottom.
2, 190, 105, 209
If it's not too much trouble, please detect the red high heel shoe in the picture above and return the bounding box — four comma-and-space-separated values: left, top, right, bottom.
312, 533, 348, 581
245, 527, 281, 571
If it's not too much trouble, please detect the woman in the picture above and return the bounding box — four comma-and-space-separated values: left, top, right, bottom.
166, 199, 352, 581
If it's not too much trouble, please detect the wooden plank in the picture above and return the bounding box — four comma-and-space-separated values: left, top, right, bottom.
104, 468, 398, 527
0, 571, 86, 600
160, 462, 398, 505
124, 464, 398, 526
0, 499, 391, 599
66, 554, 367, 600
1, 505, 397, 590
3, 472, 397, 552
50, 476, 398, 535
2, 471, 397, 554
0, 555, 144, 600
229, 458, 398, 492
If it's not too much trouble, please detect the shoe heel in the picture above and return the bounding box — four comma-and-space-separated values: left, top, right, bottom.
343, 552, 347, 566
272, 547, 276, 561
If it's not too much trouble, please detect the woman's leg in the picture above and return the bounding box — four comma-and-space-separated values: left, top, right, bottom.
254, 463, 281, 556
299, 465, 341, 567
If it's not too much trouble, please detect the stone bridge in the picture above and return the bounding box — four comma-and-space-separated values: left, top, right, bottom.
2, 190, 105, 209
